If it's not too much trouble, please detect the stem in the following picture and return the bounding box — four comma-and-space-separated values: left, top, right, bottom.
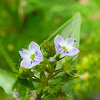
47, 68, 63, 81
49, 70, 63, 80
45, 66, 50, 73
70, 76, 79, 80
53, 69, 63, 72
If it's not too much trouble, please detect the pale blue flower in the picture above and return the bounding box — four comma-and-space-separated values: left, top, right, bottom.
54, 35, 80, 56
19, 41, 43, 68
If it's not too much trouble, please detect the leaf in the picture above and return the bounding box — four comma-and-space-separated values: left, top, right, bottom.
12, 80, 30, 100
44, 94, 57, 100
49, 78, 61, 85
40, 71, 46, 82
0, 86, 15, 100
17, 83, 30, 100
47, 12, 81, 48
0, 69, 17, 94
18, 77, 34, 90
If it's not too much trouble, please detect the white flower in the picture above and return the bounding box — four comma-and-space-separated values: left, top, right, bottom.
54, 35, 80, 56
19, 41, 43, 68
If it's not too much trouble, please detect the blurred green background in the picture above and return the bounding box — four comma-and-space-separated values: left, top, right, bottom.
0, 0, 100, 100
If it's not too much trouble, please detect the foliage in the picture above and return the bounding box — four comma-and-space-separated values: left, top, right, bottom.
0, 0, 100, 99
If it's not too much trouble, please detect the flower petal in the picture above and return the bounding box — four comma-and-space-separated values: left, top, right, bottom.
29, 41, 40, 53
19, 49, 30, 59
56, 47, 79, 56
33, 51, 43, 66
67, 47, 80, 56
65, 38, 75, 47
20, 59, 33, 68
54, 35, 64, 46
55, 45, 64, 54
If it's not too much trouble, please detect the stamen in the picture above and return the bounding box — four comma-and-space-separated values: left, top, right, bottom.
20, 48, 23, 51
68, 35, 71, 38
74, 40, 76, 42
66, 51, 69, 53
58, 45, 61, 47
35, 51, 38, 54
31, 61, 33, 64
20, 57, 23, 60
15, 93, 18, 97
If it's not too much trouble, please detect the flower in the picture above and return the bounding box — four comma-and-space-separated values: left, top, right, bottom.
19, 41, 43, 68
54, 35, 80, 56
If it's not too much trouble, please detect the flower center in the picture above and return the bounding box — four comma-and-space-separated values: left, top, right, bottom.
61, 46, 67, 51
30, 54, 36, 61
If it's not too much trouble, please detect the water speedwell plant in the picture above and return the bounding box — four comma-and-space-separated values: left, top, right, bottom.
19, 41, 43, 68
0, 13, 81, 100
54, 35, 79, 56
18, 35, 79, 100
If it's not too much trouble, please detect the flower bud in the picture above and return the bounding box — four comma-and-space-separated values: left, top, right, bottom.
50, 57, 55, 64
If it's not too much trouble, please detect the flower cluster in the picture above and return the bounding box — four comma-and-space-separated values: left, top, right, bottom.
54, 35, 79, 56
19, 41, 43, 68
19, 35, 80, 68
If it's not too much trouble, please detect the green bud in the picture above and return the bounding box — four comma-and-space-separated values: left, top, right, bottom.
43, 40, 56, 58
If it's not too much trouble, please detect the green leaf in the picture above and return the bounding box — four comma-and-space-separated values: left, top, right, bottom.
0, 86, 15, 100
49, 78, 61, 85
17, 83, 30, 100
47, 12, 81, 48
0, 69, 17, 94
12, 80, 30, 100
40, 71, 46, 82
44, 94, 57, 100
18, 77, 34, 90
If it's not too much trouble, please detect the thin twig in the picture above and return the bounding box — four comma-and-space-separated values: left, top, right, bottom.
53, 69, 63, 72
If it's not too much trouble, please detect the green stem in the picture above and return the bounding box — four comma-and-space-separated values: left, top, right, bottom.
45, 66, 50, 73
53, 68, 63, 72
